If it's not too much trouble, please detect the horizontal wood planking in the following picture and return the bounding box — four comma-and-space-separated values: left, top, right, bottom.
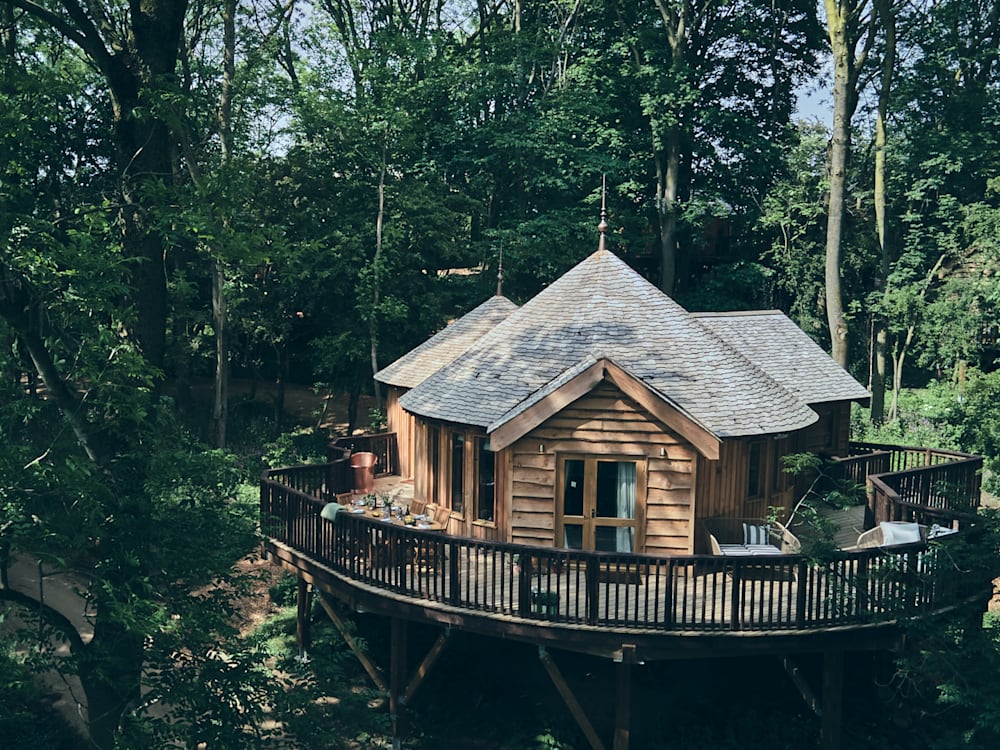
510, 381, 695, 554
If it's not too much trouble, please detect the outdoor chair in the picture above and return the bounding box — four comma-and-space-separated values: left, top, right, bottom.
432, 504, 453, 529
854, 521, 925, 549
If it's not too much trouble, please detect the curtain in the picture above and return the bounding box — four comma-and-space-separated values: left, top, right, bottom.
616, 462, 636, 552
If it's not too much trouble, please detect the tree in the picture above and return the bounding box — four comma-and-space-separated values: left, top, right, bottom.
868, 0, 897, 422
0, 6, 284, 746
1, 0, 192, 370
822, 0, 879, 368
613, 0, 823, 295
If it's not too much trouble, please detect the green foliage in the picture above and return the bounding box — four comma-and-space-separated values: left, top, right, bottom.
891, 512, 1000, 749
676, 261, 776, 312
854, 375, 1000, 493
947, 371, 1000, 493
261, 426, 330, 469
781, 452, 865, 560
0, 642, 81, 749
267, 573, 299, 608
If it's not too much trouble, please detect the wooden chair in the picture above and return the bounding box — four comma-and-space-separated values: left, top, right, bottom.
432, 505, 452, 529
409, 497, 427, 516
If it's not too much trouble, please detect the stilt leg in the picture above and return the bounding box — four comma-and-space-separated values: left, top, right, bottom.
613, 646, 634, 750
821, 650, 844, 750
296, 578, 312, 661
390, 618, 408, 750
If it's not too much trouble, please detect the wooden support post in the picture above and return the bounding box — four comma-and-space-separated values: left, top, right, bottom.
538, 647, 606, 750
296, 578, 312, 660
613, 645, 636, 750
316, 592, 387, 692
780, 656, 821, 716
821, 650, 844, 750
390, 618, 407, 750
403, 629, 451, 705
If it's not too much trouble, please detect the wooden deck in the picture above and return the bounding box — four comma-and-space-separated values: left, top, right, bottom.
260, 441, 988, 750
261, 440, 985, 653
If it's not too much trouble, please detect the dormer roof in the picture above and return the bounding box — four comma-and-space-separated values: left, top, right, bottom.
375, 295, 519, 389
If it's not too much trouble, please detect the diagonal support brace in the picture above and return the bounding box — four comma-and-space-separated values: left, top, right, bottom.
317, 591, 387, 693
538, 646, 606, 750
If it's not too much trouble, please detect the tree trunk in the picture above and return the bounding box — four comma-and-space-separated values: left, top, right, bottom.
870, 0, 896, 423
209, 0, 236, 448
651, 1, 687, 297
825, 5, 852, 368
370, 137, 387, 412
275, 343, 288, 430
79, 620, 144, 750
210, 258, 229, 447
889, 327, 912, 422
655, 129, 681, 296
107, 0, 189, 371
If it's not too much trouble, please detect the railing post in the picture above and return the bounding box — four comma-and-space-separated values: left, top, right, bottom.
586, 557, 599, 625
796, 561, 808, 627
729, 563, 741, 631
448, 539, 461, 605
518, 555, 533, 616
663, 560, 674, 628
856, 555, 868, 618
905, 548, 919, 614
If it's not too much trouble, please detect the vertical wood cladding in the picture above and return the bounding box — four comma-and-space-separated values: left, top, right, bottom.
694, 400, 857, 552
385, 387, 414, 478
509, 381, 695, 554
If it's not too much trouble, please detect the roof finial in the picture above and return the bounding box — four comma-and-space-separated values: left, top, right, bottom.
598, 175, 609, 253
496, 240, 504, 296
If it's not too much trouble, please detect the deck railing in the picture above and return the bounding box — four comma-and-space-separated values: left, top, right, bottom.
261, 467, 981, 633
841, 442, 982, 529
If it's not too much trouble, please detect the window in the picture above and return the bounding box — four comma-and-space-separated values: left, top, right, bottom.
428, 426, 440, 503
476, 438, 495, 522
559, 455, 641, 552
747, 441, 765, 500
771, 437, 788, 494
450, 432, 464, 514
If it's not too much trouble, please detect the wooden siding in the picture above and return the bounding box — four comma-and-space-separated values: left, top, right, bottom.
694, 400, 856, 553
797, 402, 852, 456
509, 381, 696, 555
385, 387, 414, 478
695, 438, 795, 552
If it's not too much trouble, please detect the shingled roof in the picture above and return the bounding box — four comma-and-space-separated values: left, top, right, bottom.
375, 295, 519, 389
693, 311, 870, 405
396, 249, 861, 442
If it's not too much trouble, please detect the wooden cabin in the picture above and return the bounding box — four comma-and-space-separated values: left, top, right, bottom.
376, 249, 869, 554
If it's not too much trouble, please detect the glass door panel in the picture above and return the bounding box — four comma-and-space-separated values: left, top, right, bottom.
560, 457, 639, 553
564, 523, 584, 550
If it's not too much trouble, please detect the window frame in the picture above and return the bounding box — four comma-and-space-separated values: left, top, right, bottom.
555, 453, 646, 552
474, 436, 496, 524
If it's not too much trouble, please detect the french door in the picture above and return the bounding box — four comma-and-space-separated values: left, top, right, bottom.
558, 455, 644, 552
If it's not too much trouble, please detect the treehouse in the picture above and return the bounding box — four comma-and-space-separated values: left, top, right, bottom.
376, 246, 872, 554
260, 236, 986, 750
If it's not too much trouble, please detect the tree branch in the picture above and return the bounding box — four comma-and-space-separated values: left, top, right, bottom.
0, 0, 111, 69
0, 585, 89, 655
